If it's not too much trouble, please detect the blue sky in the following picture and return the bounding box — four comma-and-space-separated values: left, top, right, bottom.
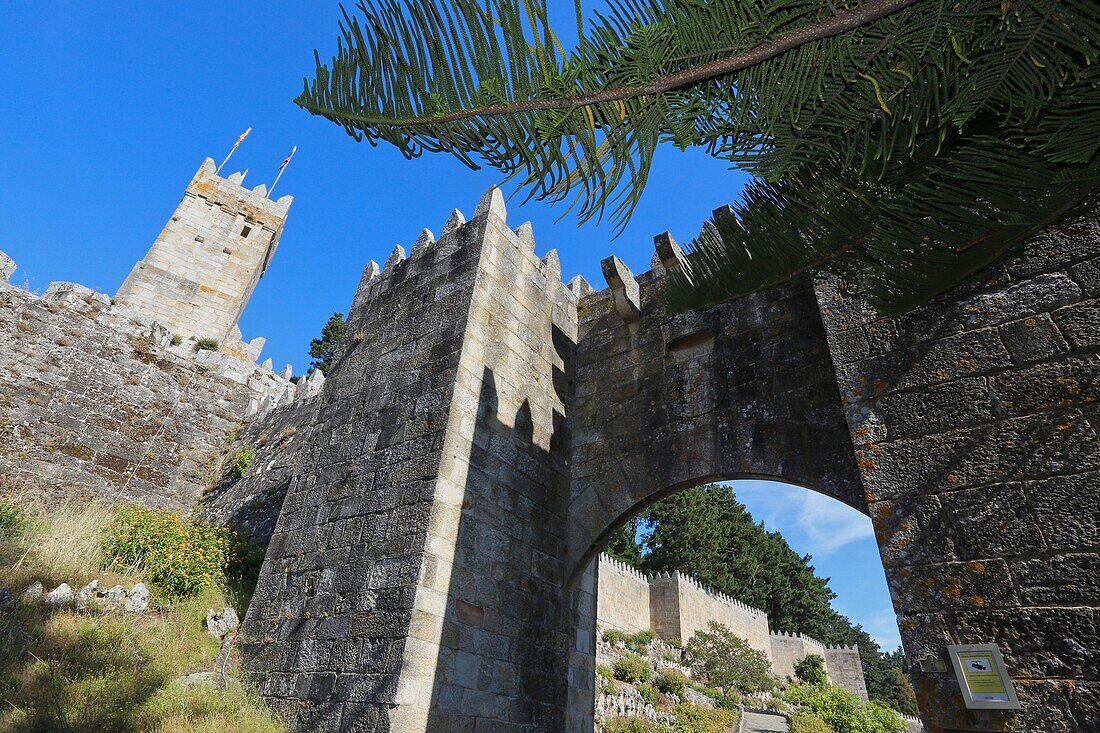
0, 1, 898, 650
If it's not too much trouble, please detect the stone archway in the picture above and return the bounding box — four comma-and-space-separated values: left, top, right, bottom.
235, 192, 1099, 733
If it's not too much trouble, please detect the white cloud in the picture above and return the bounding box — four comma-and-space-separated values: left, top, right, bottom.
795, 492, 876, 557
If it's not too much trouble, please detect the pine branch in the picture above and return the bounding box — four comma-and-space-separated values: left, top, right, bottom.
297, 0, 926, 128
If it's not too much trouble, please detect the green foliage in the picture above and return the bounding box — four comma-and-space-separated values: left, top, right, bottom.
193, 338, 219, 352
597, 664, 618, 695
301, 0, 1100, 313
605, 517, 644, 565
0, 501, 284, 732
231, 447, 255, 479
790, 712, 835, 733
632, 630, 658, 647
605, 718, 664, 733
612, 653, 653, 684
309, 311, 346, 375
636, 485, 838, 642
654, 670, 689, 697
615, 484, 918, 714
170, 334, 182, 346
0, 498, 27, 539
785, 683, 906, 733
603, 629, 629, 645
103, 506, 232, 597
795, 654, 828, 686
637, 682, 658, 705
670, 703, 740, 733
684, 621, 775, 694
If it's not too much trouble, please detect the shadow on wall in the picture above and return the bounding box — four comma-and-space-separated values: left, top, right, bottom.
423, 363, 579, 730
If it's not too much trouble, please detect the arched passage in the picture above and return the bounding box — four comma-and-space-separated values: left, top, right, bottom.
588, 477, 893, 704
566, 273, 863, 584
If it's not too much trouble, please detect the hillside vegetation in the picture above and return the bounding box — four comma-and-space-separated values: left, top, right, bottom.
0, 492, 284, 733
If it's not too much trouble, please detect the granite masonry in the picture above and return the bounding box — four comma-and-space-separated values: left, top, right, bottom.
214, 190, 1099, 732
0, 158, 295, 511
3, 162, 1099, 732
596, 554, 868, 700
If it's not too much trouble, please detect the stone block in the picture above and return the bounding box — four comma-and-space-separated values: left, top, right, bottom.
998, 313, 1070, 364
959, 272, 1081, 328
1054, 299, 1100, 349
1012, 553, 1100, 606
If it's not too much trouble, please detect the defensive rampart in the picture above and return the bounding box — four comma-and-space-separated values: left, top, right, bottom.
0, 253, 292, 511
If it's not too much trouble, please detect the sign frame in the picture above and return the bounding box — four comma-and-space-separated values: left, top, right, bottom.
946, 644, 1021, 710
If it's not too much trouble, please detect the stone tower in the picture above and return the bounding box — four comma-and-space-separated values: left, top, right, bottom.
114, 157, 293, 346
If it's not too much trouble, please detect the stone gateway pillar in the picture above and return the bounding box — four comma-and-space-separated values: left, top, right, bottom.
240, 189, 595, 732
239, 191, 1099, 732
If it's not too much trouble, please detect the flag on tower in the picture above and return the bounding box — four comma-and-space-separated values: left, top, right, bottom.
269, 145, 298, 197
217, 127, 252, 173
235, 127, 252, 145
278, 146, 297, 171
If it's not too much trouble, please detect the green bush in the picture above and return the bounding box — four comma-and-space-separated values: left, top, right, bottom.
194, 338, 219, 351
603, 629, 630, 645
613, 653, 653, 684
784, 683, 906, 733
0, 498, 27, 539
684, 621, 776, 693
795, 654, 828, 686
631, 630, 658, 646
231, 447, 255, 479
605, 718, 665, 733
637, 682, 658, 705
103, 505, 232, 596
670, 702, 740, 733
596, 663, 617, 695
655, 670, 690, 697
790, 712, 835, 733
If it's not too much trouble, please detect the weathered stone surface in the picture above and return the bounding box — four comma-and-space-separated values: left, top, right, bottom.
114, 158, 292, 345
1055, 300, 1100, 349
998, 313, 1070, 365
125, 583, 151, 612
207, 607, 241, 638
1027, 471, 1100, 551
21, 582, 43, 602
44, 583, 74, 608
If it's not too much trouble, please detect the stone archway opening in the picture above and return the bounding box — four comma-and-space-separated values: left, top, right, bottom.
586, 476, 898, 711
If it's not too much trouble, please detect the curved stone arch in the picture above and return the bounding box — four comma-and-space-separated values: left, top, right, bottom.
575, 470, 853, 583
565, 270, 863, 585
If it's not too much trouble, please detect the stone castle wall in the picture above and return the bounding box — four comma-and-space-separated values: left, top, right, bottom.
0, 252, 292, 512
594, 555, 864, 698
596, 555, 653, 635
650, 571, 771, 654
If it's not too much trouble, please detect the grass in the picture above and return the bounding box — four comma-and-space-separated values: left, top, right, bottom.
0, 493, 283, 733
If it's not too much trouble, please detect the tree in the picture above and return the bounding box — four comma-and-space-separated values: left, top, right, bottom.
308, 312, 346, 375
795, 654, 828, 686
604, 517, 644, 565
612, 484, 918, 714
684, 621, 776, 693
298, 0, 1100, 314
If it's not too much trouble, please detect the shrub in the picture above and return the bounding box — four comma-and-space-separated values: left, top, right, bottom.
684, 621, 776, 693
231, 447, 254, 479
0, 498, 27, 539
631, 630, 658, 646
613, 653, 653, 684
603, 629, 629, 645
671, 702, 740, 733
194, 338, 219, 351
596, 664, 617, 695
605, 718, 665, 733
795, 654, 828, 686
790, 712, 835, 733
103, 505, 232, 596
637, 682, 658, 705
655, 670, 689, 697
170, 334, 182, 346
784, 683, 906, 733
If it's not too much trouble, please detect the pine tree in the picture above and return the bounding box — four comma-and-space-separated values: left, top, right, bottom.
308, 312, 346, 375
297, 0, 1100, 314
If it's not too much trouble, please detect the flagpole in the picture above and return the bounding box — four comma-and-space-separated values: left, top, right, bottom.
268, 146, 297, 197
216, 127, 252, 174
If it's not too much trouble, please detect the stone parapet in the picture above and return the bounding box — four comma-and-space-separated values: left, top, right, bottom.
0, 249, 292, 511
